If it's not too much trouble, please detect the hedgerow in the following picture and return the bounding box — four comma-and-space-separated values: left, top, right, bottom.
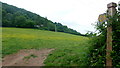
88, 10, 120, 67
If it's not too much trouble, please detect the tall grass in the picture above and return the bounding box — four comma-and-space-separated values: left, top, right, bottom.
2, 27, 91, 66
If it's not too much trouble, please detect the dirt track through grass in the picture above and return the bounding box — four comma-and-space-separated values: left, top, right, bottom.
2, 49, 54, 66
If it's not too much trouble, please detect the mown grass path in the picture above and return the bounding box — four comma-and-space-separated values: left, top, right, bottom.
2, 27, 91, 66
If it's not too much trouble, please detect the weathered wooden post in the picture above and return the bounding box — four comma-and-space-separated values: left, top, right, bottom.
55, 24, 57, 32
106, 2, 117, 67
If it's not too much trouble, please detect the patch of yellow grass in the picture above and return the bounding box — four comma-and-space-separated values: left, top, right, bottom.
3, 34, 37, 39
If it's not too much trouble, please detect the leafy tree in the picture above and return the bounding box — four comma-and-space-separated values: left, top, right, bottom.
14, 15, 26, 27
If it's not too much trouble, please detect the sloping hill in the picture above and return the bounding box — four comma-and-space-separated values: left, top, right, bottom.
2, 2, 83, 36
2, 27, 91, 66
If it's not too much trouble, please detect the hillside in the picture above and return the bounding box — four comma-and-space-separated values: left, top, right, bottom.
2, 27, 91, 66
1, 2, 83, 36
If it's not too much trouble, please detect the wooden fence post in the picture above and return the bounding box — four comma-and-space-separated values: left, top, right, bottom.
106, 2, 117, 67
55, 24, 57, 32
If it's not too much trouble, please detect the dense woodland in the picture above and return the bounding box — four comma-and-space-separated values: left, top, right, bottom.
2, 2, 84, 36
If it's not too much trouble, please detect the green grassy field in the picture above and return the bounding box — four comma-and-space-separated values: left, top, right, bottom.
2, 27, 91, 66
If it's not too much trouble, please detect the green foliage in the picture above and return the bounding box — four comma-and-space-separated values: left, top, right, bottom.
112, 13, 120, 67
1, 2, 83, 36
88, 11, 120, 67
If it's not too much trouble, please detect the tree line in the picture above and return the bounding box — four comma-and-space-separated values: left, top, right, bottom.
2, 2, 84, 36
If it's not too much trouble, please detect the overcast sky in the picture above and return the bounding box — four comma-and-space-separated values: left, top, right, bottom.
1, 0, 119, 34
